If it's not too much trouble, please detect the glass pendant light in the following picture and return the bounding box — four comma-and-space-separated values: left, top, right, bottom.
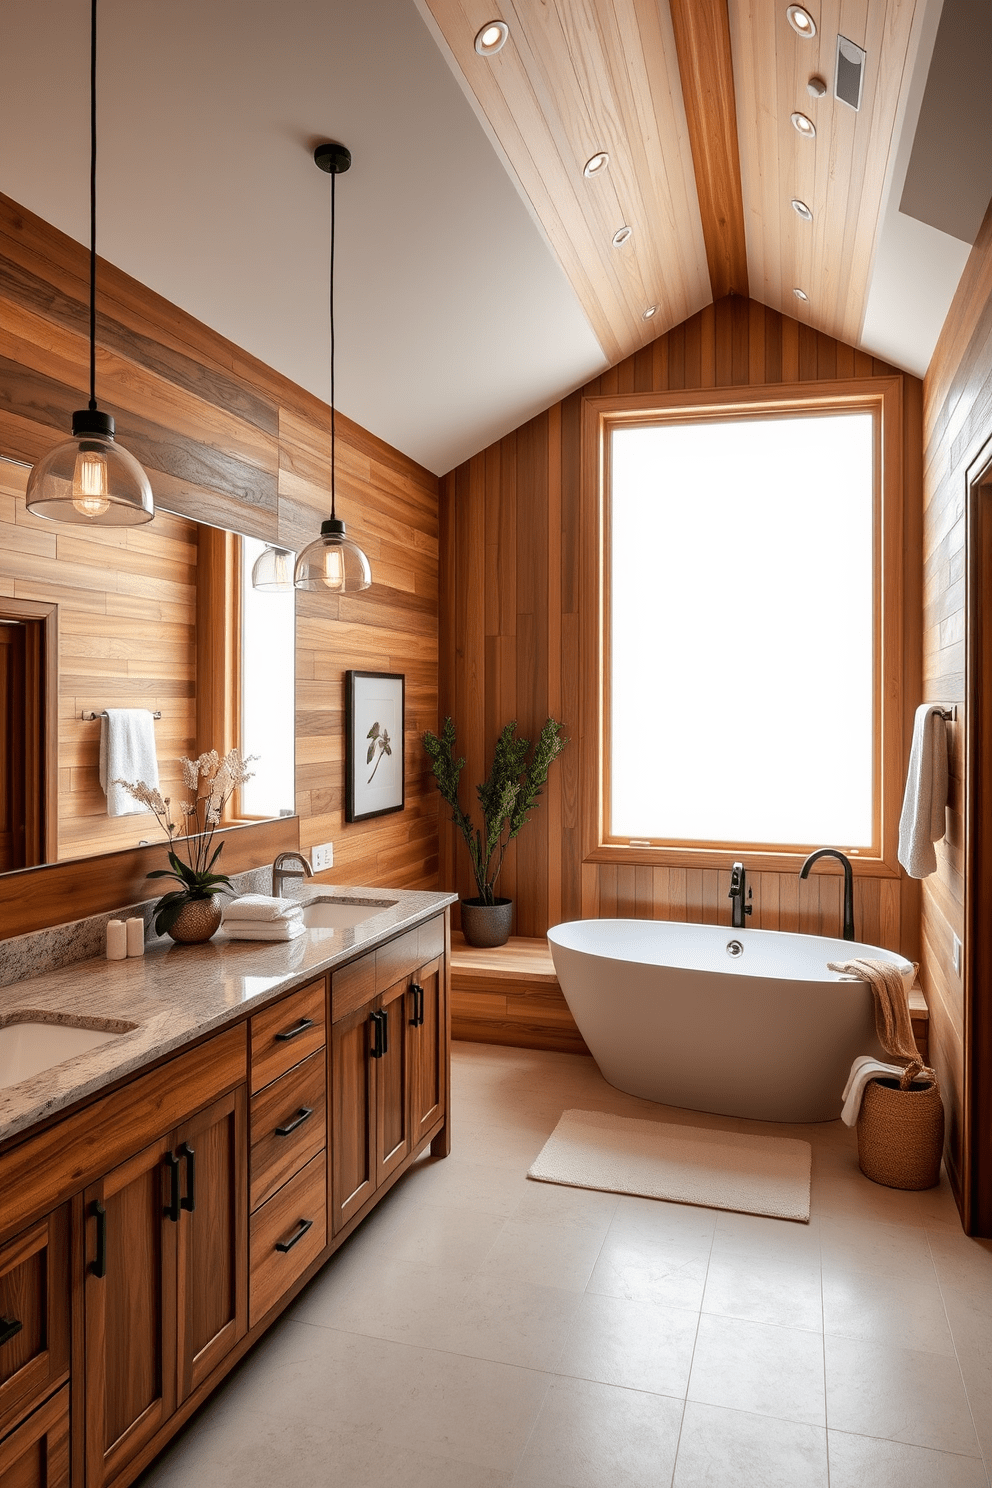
25, 0, 153, 527
251, 545, 296, 592
295, 143, 372, 593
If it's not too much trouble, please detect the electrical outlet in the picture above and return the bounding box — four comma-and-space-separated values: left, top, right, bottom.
953, 934, 962, 977
311, 841, 334, 872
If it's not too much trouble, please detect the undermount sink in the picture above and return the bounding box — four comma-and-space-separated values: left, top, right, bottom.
300, 897, 399, 931
0, 1020, 133, 1090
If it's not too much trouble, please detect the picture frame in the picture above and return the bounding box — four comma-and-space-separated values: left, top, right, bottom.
345, 670, 405, 823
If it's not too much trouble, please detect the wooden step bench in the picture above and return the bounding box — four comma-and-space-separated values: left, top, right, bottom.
450, 933, 589, 1056
451, 932, 931, 1065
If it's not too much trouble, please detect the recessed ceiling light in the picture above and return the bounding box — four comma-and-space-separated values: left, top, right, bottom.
791, 198, 813, 221
787, 5, 817, 37
583, 151, 610, 178
474, 20, 508, 55
793, 287, 809, 301
791, 111, 816, 138
612, 226, 632, 247
807, 75, 827, 97
643, 305, 658, 319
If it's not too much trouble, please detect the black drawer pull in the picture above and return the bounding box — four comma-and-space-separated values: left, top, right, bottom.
179, 1142, 196, 1212
0, 1316, 23, 1347
275, 1217, 314, 1253
275, 1106, 314, 1138
91, 1200, 107, 1278
275, 1017, 315, 1042
410, 982, 425, 1027
165, 1151, 181, 1222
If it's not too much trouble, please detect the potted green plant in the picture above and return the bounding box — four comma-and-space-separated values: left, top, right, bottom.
423, 716, 567, 947
115, 748, 257, 943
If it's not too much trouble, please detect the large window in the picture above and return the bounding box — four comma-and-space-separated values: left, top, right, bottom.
584, 383, 905, 868
240, 536, 296, 819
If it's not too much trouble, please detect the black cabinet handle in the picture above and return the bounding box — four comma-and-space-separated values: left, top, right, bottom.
370, 1009, 385, 1059
165, 1151, 181, 1222
275, 1217, 314, 1253
91, 1200, 107, 1278
410, 982, 424, 1027
179, 1142, 196, 1212
275, 1106, 314, 1138
0, 1315, 23, 1346
275, 1017, 315, 1042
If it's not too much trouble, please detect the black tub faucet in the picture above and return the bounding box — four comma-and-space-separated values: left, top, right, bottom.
729, 861, 752, 929
800, 848, 855, 941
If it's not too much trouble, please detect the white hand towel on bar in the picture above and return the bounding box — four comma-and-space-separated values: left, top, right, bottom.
224, 920, 307, 942
99, 709, 160, 817
223, 895, 303, 924
897, 703, 948, 878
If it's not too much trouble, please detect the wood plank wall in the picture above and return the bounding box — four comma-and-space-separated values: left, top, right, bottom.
0, 193, 439, 894
920, 200, 992, 1214
439, 295, 924, 954
0, 458, 197, 861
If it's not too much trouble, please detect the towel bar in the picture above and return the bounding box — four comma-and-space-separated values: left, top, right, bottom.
937, 706, 956, 722
82, 710, 162, 720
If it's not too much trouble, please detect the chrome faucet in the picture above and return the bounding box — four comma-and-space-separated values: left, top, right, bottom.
728, 861, 752, 928
800, 848, 855, 941
272, 850, 314, 898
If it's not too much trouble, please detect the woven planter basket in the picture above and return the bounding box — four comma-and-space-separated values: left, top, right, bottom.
857, 1075, 944, 1190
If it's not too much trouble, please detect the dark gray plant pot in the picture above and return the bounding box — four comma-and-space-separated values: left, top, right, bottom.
460, 897, 513, 948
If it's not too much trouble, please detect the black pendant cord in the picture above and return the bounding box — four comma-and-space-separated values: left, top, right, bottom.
88, 0, 98, 412
329, 168, 336, 522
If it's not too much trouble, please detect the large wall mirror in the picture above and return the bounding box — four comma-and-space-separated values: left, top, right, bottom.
0, 455, 295, 874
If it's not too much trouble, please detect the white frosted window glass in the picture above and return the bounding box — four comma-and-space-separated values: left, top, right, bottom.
241, 536, 296, 818
609, 413, 875, 847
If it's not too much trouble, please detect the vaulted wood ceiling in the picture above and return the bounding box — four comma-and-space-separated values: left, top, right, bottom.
423, 0, 926, 363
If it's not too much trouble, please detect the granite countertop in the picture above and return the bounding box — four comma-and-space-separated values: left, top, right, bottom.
0, 884, 456, 1146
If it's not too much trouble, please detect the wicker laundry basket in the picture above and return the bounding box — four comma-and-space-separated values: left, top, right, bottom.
857, 1074, 944, 1190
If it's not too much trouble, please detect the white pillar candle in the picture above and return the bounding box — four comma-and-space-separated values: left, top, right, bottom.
106, 920, 127, 960
126, 917, 145, 957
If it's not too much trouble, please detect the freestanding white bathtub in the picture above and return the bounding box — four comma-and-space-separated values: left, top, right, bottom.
546, 919, 915, 1122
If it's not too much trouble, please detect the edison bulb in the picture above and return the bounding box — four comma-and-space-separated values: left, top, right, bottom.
71, 448, 111, 517
323, 545, 346, 589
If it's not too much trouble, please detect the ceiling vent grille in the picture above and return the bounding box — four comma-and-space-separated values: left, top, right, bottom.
835, 36, 866, 111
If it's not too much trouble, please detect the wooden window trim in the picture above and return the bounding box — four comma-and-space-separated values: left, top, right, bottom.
0, 596, 58, 866
579, 377, 906, 878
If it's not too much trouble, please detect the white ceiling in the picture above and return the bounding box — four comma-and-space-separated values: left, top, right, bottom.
0, 0, 984, 475
0, 0, 606, 476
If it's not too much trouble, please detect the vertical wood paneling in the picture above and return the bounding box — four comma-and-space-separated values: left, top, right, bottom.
0, 192, 439, 897
440, 295, 922, 954
921, 200, 992, 1226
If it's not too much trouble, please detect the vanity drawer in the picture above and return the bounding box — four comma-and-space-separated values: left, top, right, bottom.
0, 1382, 70, 1488
0, 1206, 69, 1442
249, 1151, 326, 1327
249, 1050, 326, 1211
250, 980, 326, 1093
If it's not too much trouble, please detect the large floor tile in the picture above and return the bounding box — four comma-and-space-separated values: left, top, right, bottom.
688, 1314, 825, 1426
822, 1268, 954, 1355
672, 1402, 829, 1488
288, 1249, 472, 1349
824, 1334, 981, 1456
434, 1272, 582, 1371
819, 1214, 938, 1281
510, 1375, 684, 1488
827, 1430, 990, 1488
702, 1252, 822, 1332
479, 1214, 609, 1291
555, 1290, 698, 1396
710, 1209, 820, 1264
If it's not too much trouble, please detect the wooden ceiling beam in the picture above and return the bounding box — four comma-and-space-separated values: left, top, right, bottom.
669, 0, 749, 301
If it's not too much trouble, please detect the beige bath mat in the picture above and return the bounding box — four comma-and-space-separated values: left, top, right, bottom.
528, 1109, 812, 1222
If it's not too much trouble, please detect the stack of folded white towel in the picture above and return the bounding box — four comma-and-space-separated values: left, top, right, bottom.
222, 895, 305, 941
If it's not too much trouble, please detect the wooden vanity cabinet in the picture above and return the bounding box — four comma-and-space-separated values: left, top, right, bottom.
0, 1206, 69, 1443
82, 1089, 247, 1488
0, 1384, 70, 1488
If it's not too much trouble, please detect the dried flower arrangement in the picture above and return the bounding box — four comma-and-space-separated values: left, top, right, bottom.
115, 748, 257, 937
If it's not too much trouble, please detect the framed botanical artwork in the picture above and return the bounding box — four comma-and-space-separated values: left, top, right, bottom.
345, 671, 405, 822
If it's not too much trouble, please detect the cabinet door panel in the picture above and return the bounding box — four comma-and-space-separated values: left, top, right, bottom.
376, 980, 411, 1186
409, 960, 445, 1146
0, 1383, 70, 1488
175, 1088, 247, 1403
84, 1136, 177, 1488
330, 1007, 375, 1234
0, 1207, 69, 1441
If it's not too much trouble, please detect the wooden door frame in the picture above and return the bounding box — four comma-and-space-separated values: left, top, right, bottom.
964, 434, 992, 1235
0, 597, 57, 866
